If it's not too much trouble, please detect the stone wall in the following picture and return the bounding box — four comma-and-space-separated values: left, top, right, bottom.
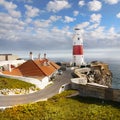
71, 81, 120, 102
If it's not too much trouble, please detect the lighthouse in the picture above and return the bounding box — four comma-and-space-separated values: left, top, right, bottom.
73, 28, 85, 66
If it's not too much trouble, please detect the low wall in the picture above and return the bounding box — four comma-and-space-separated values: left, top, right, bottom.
71, 81, 120, 102
59, 83, 71, 93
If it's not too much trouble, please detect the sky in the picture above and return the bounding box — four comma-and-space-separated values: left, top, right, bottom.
0, 0, 120, 58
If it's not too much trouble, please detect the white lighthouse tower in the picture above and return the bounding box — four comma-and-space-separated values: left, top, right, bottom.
73, 28, 85, 66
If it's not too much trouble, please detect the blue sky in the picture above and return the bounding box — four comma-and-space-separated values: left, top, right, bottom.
0, 0, 120, 55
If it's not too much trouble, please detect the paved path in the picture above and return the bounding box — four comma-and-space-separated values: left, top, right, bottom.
0, 69, 72, 107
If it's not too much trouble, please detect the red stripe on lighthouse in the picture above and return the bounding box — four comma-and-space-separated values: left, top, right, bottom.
73, 45, 83, 55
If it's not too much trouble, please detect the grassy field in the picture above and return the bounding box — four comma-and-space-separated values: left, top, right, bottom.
0, 76, 35, 90
0, 90, 120, 120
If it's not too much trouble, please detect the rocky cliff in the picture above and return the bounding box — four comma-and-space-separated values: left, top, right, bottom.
73, 61, 112, 87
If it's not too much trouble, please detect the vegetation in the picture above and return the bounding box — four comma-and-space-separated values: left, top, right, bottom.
0, 76, 35, 90
0, 90, 120, 120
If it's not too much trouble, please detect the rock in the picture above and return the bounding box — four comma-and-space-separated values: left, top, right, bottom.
90, 61, 112, 87
73, 61, 112, 87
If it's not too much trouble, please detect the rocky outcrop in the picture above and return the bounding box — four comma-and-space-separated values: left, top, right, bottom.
73, 61, 112, 87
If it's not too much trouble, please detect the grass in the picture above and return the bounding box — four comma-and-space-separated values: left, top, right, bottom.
0, 76, 35, 90
0, 90, 120, 120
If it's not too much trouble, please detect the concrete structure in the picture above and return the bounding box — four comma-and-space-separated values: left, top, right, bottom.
73, 28, 85, 66
0, 54, 18, 61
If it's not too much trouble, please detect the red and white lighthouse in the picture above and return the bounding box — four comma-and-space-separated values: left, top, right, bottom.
73, 28, 85, 66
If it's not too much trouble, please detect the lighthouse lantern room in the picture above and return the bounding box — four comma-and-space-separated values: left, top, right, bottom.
73, 28, 85, 66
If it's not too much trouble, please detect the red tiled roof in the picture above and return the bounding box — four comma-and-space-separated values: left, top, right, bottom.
3, 59, 60, 78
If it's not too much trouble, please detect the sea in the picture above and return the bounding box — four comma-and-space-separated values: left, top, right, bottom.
0, 49, 120, 89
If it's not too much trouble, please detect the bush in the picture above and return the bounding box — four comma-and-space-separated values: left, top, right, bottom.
0, 90, 120, 120
0, 76, 35, 90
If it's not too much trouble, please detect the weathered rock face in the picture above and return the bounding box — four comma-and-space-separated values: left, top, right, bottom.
88, 61, 112, 87
73, 61, 112, 87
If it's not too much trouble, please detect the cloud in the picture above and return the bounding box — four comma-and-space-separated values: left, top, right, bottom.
0, 11, 72, 51
34, 20, 51, 28
33, 15, 62, 28
49, 15, 62, 22
73, 11, 79, 16
78, 0, 85, 7
88, 0, 102, 11
25, 5, 40, 18
84, 25, 120, 49
108, 27, 116, 35
0, 13, 24, 31
25, 18, 32, 24
0, 0, 21, 18
47, 0, 71, 12
75, 21, 120, 49
90, 13, 102, 23
104, 0, 119, 4
116, 12, 120, 18
0, 0, 120, 52
64, 16, 76, 23
0, 26, 72, 51
76, 22, 90, 29
87, 23, 99, 30
16, 0, 33, 3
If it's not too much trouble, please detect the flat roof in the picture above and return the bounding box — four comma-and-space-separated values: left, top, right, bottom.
0, 54, 12, 56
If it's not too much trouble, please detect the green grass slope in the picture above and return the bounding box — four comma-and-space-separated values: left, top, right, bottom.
0, 76, 35, 90
0, 90, 120, 120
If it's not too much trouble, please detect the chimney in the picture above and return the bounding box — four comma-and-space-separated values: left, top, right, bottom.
8, 64, 11, 72
29, 52, 33, 60
38, 53, 40, 60
44, 53, 46, 59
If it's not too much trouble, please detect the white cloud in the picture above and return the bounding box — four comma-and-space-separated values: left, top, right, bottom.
78, 0, 85, 7
104, 0, 119, 4
34, 15, 62, 28
25, 18, 32, 24
49, 15, 62, 22
25, 5, 40, 18
84, 25, 120, 49
76, 22, 90, 29
47, 0, 71, 12
87, 23, 99, 30
16, 0, 33, 3
0, 0, 21, 18
0, 13, 24, 28
73, 11, 79, 16
34, 20, 51, 28
9, 10, 21, 18
90, 13, 102, 23
0, 0, 17, 10
116, 12, 120, 18
88, 0, 102, 11
64, 16, 76, 23
108, 27, 116, 35
0, 13, 25, 41
90, 26, 105, 38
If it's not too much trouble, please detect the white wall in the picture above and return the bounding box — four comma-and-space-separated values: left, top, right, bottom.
0, 60, 25, 71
